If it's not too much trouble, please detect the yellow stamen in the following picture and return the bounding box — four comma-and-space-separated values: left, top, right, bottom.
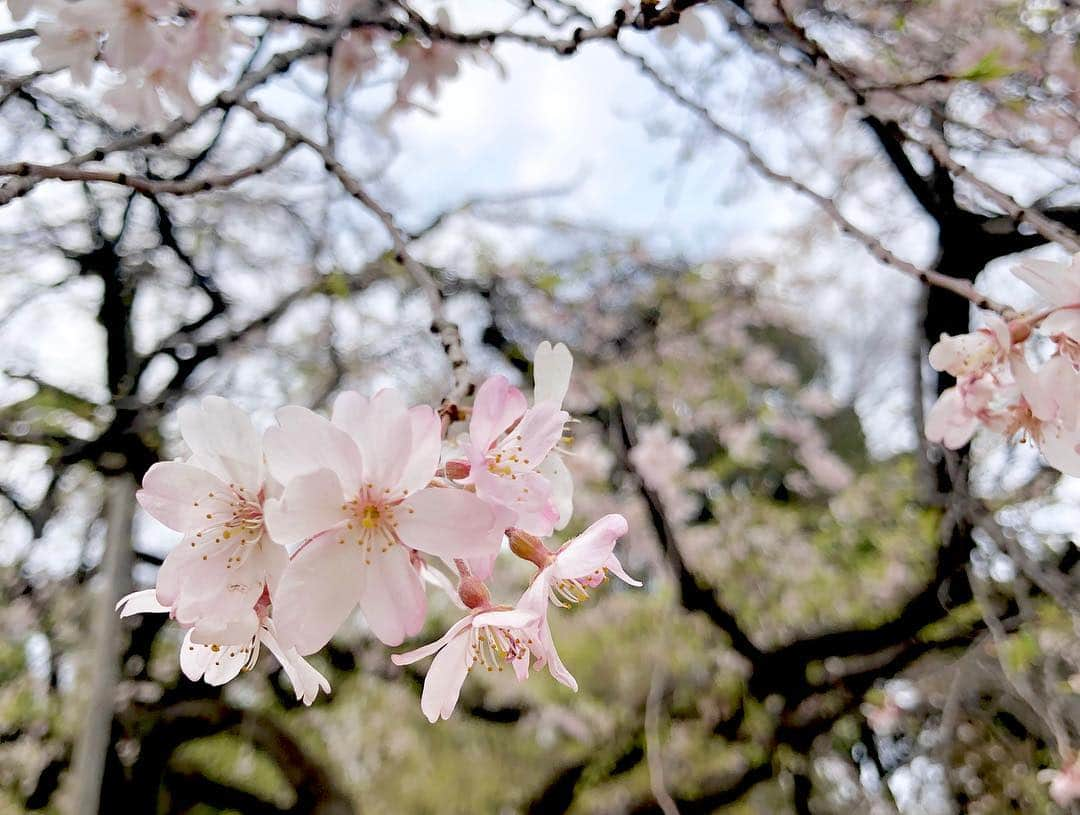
361, 505, 381, 529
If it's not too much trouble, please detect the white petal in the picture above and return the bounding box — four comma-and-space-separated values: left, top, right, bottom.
605, 554, 643, 587
420, 629, 471, 722
137, 461, 229, 533
537, 454, 574, 530
1040, 425, 1080, 477
260, 623, 331, 705
356, 544, 427, 646
264, 468, 348, 546
510, 402, 569, 465
332, 389, 412, 492
395, 405, 442, 498
180, 630, 213, 681
201, 641, 251, 686
179, 396, 263, 490
469, 376, 528, 453
190, 609, 259, 646
271, 529, 366, 656
395, 488, 501, 559
1014, 258, 1080, 305
533, 341, 573, 407
472, 608, 538, 630
258, 537, 290, 598
533, 616, 577, 692
264, 406, 364, 494
392, 616, 473, 666
116, 589, 168, 617
553, 514, 629, 580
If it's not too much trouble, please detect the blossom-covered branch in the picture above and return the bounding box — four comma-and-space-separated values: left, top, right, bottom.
116, 343, 638, 715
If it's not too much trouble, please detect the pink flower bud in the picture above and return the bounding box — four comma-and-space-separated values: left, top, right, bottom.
508, 528, 554, 568
457, 576, 491, 609
1008, 319, 1032, 344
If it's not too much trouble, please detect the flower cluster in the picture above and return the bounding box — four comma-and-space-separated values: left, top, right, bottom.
925, 252, 1080, 475
11, 1, 468, 126
118, 342, 637, 717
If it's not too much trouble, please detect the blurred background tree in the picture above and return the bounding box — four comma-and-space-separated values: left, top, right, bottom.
1, 0, 1079, 813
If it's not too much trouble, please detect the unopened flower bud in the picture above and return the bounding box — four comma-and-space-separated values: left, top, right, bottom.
444, 459, 471, 480
508, 528, 553, 569
457, 576, 491, 609
1008, 319, 1032, 344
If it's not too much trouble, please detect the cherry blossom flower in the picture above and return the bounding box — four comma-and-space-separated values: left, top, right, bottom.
1006, 354, 1080, 475
32, 0, 106, 86
512, 514, 639, 610
263, 389, 505, 652
927, 312, 1012, 379
391, 604, 542, 722
117, 589, 330, 704
507, 516, 638, 694
179, 0, 248, 79
394, 9, 462, 107
99, 0, 175, 72
329, 30, 378, 100
448, 344, 573, 538
114, 342, 630, 707
458, 376, 565, 536
136, 397, 287, 641
103, 40, 200, 127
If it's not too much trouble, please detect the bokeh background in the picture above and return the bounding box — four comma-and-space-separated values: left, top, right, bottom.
1, 0, 1080, 813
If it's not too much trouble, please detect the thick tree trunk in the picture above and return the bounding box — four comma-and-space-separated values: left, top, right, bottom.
69, 475, 134, 815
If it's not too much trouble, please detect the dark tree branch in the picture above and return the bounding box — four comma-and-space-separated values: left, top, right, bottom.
613, 402, 765, 666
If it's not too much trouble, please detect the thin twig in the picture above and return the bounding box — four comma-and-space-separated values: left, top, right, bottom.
645, 667, 680, 815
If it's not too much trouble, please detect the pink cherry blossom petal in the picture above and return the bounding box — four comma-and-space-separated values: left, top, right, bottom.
395, 488, 501, 559
332, 389, 412, 492
419, 629, 471, 722
604, 554, 643, 587
925, 387, 980, 449
271, 529, 367, 656
392, 617, 473, 666
472, 467, 557, 537
356, 544, 427, 646
1014, 258, 1080, 305
263, 468, 348, 546
259, 622, 331, 705
264, 406, 364, 493
190, 608, 259, 646
511, 402, 570, 465
394, 404, 442, 498
553, 514, 630, 580
469, 376, 528, 453
178, 396, 263, 490
137, 461, 230, 532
